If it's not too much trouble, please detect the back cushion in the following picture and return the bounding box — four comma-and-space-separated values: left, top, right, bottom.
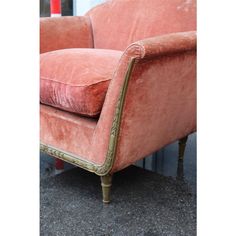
87, 0, 196, 50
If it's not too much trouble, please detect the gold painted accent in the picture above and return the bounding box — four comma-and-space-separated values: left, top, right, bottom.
97, 58, 136, 175
178, 136, 188, 161
101, 174, 113, 203
40, 143, 97, 173
40, 59, 136, 176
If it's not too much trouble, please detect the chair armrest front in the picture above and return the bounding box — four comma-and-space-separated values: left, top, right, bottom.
40, 16, 94, 54
89, 31, 196, 174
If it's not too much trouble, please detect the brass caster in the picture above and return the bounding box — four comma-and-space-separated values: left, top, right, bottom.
100, 174, 113, 204
178, 136, 188, 161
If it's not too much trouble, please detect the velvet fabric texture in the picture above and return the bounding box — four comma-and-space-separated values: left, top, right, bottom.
40, 0, 196, 174
87, 0, 196, 50
40, 48, 122, 117
88, 31, 196, 172
112, 49, 196, 172
40, 104, 98, 163
40, 16, 93, 53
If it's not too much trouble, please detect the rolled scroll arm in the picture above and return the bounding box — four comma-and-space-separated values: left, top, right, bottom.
89, 31, 196, 174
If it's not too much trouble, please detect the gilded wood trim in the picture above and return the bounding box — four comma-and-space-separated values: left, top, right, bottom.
40, 58, 136, 176
40, 143, 97, 173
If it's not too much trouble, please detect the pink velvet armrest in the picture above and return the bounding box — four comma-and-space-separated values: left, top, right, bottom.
130, 31, 196, 59
89, 31, 196, 173
40, 16, 94, 54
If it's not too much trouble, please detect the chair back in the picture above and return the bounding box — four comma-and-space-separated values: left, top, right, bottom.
87, 0, 196, 50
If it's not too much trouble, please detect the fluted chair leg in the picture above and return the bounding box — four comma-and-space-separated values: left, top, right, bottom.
178, 136, 188, 161
101, 174, 113, 203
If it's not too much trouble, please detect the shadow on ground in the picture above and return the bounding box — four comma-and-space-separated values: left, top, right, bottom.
41, 166, 196, 236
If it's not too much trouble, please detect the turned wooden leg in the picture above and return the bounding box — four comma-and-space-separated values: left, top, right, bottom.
177, 159, 184, 181
100, 174, 113, 204
178, 136, 188, 161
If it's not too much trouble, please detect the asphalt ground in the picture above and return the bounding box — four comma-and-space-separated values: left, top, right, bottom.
41, 165, 196, 236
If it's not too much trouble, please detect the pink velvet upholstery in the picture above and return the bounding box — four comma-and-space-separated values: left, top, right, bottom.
89, 31, 196, 172
113, 45, 196, 172
40, 0, 196, 178
87, 0, 196, 50
40, 104, 99, 163
40, 16, 93, 53
40, 48, 122, 117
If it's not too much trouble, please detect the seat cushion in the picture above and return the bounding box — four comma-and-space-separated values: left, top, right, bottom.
40, 48, 123, 117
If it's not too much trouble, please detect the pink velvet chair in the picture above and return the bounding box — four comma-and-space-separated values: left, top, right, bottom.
40, 0, 196, 203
